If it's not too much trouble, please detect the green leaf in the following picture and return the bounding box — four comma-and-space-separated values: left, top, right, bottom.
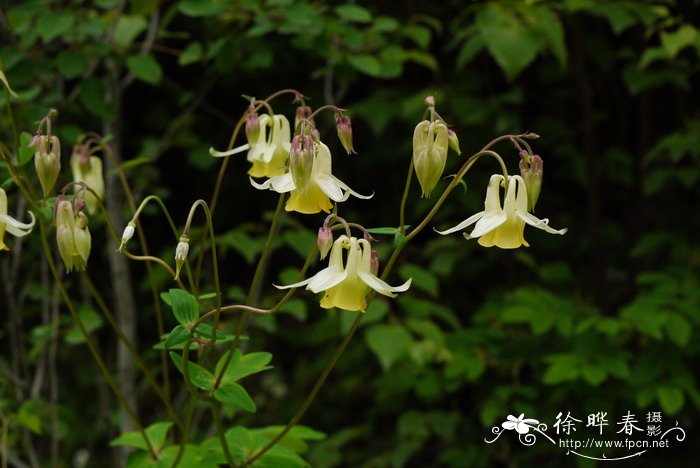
113, 16, 147, 47
661, 24, 697, 58
179, 0, 227, 17
213, 383, 256, 412
665, 314, 691, 347
168, 288, 199, 327
79, 78, 117, 120
456, 35, 486, 70
523, 7, 567, 67
65, 307, 103, 345
170, 352, 215, 390
110, 421, 172, 451
17, 400, 42, 434
347, 55, 382, 77
215, 349, 273, 385
335, 4, 372, 23
657, 386, 685, 414
17, 132, 34, 166
476, 5, 541, 80
399, 264, 438, 298
542, 354, 580, 384
367, 226, 409, 235
126, 54, 163, 85
56, 50, 87, 79
365, 325, 412, 370
37, 13, 74, 43
164, 325, 192, 348
179, 42, 204, 66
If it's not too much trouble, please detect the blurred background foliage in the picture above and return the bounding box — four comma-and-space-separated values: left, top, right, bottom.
1, 0, 699, 466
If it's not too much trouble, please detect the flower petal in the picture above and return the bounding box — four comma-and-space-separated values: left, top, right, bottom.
331, 176, 373, 200
274, 277, 313, 290
434, 211, 485, 235
210, 144, 250, 157
358, 271, 411, 297
268, 173, 295, 193
315, 174, 345, 202
467, 211, 508, 239
0, 211, 36, 237
516, 210, 567, 235
307, 267, 347, 293
249, 177, 272, 190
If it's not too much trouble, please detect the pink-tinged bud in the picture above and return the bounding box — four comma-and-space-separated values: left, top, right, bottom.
370, 250, 379, 276
289, 135, 315, 193
447, 130, 461, 155
519, 154, 543, 212
74, 198, 86, 214
245, 112, 261, 143
424, 95, 435, 107
295, 106, 314, 132
310, 128, 321, 143
317, 227, 333, 260
34, 135, 61, 196
335, 114, 356, 155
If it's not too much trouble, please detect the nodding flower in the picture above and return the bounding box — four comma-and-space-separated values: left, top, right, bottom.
0, 188, 36, 252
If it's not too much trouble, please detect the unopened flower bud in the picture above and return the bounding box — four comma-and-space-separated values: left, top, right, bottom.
245, 112, 261, 143
412, 120, 448, 197
370, 250, 379, 276
295, 106, 314, 133
424, 95, 435, 107
118, 221, 136, 252
70, 148, 104, 215
310, 128, 321, 143
519, 154, 543, 212
33, 135, 61, 196
289, 135, 315, 194
335, 114, 356, 155
174, 236, 189, 280
317, 227, 333, 260
447, 129, 461, 155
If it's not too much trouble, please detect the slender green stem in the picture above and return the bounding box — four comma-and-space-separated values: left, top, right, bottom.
36, 219, 158, 459
211, 403, 235, 467
398, 158, 414, 236
246, 314, 362, 464
213, 193, 285, 388
79, 272, 183, 431
2, 82, 18, 150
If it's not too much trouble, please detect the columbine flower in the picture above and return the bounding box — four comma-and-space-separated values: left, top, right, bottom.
0, 188, 36, 251
211, 114, 291, 179
32, 135, 61, 196
251, 141, 371, 214
55, 199, 91, 272
118, 221, 136, 252
436, 174, 566, 249
276, 236, 411, 312
70, 146, 104, 215
502, 414, 539, 434
174, 237, 189, 280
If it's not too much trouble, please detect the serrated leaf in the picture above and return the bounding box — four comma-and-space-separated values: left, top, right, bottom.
170, 352, 215, 390
126, 54, 163, 85
164, 325, 192, 348
214, 383, 256, 412
168, 288, 199, 327
365, 325, 412, 370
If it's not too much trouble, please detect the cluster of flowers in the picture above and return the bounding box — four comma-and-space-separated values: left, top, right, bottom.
1, 122, 105, 273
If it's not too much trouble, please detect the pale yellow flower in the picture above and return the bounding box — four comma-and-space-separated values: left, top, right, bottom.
276, 236, 411, 312
251, 142, 371, 214
0, 188, 36, 251
436, 174, 566, 249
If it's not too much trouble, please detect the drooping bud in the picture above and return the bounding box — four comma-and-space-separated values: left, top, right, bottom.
33, 135, 61, 196
119, 221, 136, 252
245, 112, 261, 143
317, 227, 333, 260
335, 114, 356, 155
447, 129, 461, 155
412, 120, 449, 197
70, 146, 104, 215
295, 106, 314, 133
55, 199, 90, 272
289, 135, 315, 194
519, 154, 543, 212
370, 250, 379, 276
174, 236, 190, 280
424, 95, 435, 107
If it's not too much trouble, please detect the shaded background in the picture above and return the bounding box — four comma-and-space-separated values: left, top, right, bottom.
1, 0, 699, 466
